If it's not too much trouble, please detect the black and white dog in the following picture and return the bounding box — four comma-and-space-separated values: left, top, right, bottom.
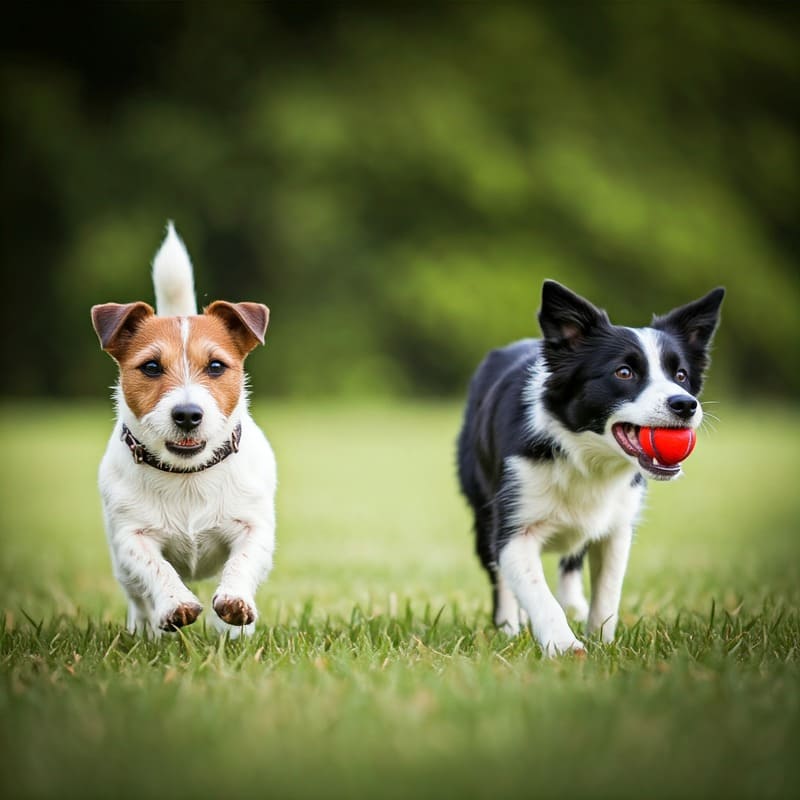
457, 281, 724, 655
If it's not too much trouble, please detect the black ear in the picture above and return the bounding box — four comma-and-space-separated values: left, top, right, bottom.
652, 288, 725, 351
538, 280, 610, 347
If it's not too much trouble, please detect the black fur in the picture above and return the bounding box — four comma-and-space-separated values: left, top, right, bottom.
651, 287, 726, 396
559, 545, 588, 573
456, 340, 555, 584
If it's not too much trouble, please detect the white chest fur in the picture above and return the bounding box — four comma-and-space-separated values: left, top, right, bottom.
505, 454, 643, 554
98, 417, 277, 582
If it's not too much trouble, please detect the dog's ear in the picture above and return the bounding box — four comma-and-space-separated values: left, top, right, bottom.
91, 302, 155, 360
651, 288, 725, 352
538, 280, 610, 347
205, 301, 270, 355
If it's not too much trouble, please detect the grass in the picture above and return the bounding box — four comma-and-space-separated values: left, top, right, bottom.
1, 400, 798, 799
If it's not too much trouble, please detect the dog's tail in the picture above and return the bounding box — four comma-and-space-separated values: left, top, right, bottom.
152, 221, 197, 316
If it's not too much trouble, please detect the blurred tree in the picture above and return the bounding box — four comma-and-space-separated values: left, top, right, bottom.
1, 2, 797, 399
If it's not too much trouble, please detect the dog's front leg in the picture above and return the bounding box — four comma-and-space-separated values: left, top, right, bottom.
211, 521, 274, 636
586, 527, 633, 643
498, 532, 585, 656
112, 527, 203, 635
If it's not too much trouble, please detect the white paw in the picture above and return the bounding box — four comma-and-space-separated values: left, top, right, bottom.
127, 616, 160, 638
543, 637, 586, 658
588, 623, 618, 644
496, 617, 521, 637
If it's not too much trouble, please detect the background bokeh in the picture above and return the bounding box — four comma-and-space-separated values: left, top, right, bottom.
2, 2, 798, 402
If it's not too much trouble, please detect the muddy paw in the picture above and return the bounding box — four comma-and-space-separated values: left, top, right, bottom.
159, 602, 203, 631
213, 594, 256, 626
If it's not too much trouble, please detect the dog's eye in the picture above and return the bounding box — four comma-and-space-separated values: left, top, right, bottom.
207, 360, 227, 378
139, 360, 162, 378
614, 366, 634, 380
675, 369, 688, 383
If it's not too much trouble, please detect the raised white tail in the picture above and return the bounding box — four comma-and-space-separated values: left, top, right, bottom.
152, 222, 197, 316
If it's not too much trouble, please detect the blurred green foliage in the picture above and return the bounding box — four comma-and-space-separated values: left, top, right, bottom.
1, 2, 797, 398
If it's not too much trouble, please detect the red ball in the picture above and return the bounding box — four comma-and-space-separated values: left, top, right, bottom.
638, 427, 697, 466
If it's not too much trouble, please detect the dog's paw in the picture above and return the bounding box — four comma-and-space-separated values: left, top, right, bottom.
543, 637, 586, 659
213, 594, 256, 626
159, 601, 203, 631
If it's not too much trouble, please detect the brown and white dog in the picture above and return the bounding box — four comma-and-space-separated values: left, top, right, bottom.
91, 223, 275, 638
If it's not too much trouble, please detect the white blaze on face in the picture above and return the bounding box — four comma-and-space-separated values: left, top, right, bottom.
180, 316, 192, 385
150, 315, 225, 446
610, 328, 703, 429
636, 327, 675, 386
166, 315, 207, 423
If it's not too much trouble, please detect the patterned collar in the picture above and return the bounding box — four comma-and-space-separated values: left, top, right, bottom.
120, 423, 241, 474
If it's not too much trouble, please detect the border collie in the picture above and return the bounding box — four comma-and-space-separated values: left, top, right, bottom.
457, 280, 724, 655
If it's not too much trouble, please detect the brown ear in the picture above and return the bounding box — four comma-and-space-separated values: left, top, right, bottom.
205, 301, 270, 355
91, 302, 154, 359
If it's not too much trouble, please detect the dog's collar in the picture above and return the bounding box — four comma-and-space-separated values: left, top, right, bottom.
120, 423, 242, 474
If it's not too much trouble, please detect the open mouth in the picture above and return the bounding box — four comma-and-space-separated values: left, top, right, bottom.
165, 437, 207, 457
611, 423, 681, 480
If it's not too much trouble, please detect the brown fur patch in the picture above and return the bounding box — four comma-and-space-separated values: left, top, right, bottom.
185, 315, 245, 418
115, 314, 246, 419
117, 317, 184, 418
205, 301, 269, 355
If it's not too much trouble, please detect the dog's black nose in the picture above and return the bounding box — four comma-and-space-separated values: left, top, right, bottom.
172, 404, 204, 432
667, 394, 698, 421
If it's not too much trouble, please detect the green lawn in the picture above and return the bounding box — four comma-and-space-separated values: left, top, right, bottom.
1, 401, 798, 800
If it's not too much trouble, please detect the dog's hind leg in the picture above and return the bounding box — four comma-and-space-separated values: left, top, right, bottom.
473, 504, 523, 634
494, 572, 522, 635
587, 527, 633, 643
557, 545, 590, 622
126, 597, 151, 637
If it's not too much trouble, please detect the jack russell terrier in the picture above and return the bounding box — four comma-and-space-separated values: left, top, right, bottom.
91, 223, 275, 638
